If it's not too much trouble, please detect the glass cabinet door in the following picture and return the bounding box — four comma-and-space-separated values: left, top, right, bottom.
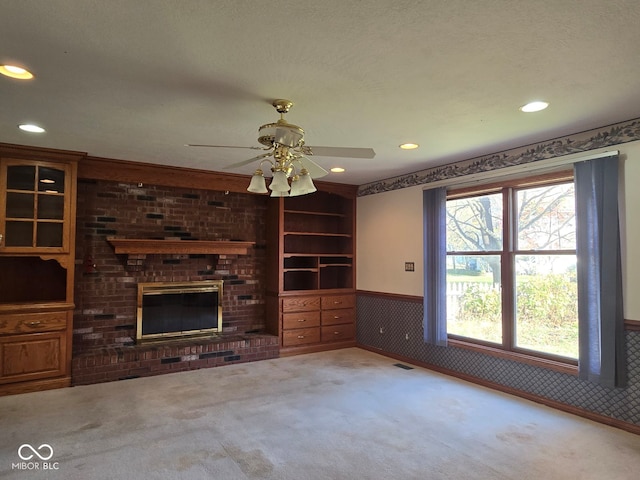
1, 161, 68, 250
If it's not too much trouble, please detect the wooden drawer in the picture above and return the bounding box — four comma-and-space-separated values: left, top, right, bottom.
283, 311, 321, 330
321, 323, 356, 342
321, 294, 355, 310
282, 327, 321, 347
282, 295, 321, 313
0, 311, 68, 336
321, 308, 355, 326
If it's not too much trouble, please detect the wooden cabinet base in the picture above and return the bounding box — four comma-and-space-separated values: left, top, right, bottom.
280, 339, 357, 357
0, 376, 71, 396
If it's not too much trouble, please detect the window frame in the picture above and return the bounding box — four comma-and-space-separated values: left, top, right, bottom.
445, 170, 578, 368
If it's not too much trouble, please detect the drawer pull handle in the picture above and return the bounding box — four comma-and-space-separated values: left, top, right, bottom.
334, 315, 341, 319
297, 319, 306, 322
333, 301, 342, 304
28, 321, 42, 326
297, 335, 305, 339
333, 331, 341, 335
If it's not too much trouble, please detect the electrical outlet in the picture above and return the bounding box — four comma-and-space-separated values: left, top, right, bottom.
405, 262, 415, 272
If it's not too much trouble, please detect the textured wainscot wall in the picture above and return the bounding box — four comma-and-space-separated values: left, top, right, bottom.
356, 121, 640, 431
72, 179, 278, 385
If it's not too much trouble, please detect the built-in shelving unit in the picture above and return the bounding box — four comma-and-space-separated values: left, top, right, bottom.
265, 187, 357, 356
0, 144, 83, 396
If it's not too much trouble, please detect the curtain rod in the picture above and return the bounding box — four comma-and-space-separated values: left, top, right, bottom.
422, 149, 619, 191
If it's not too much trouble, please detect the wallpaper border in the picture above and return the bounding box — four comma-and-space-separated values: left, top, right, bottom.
358, 118, 640, 196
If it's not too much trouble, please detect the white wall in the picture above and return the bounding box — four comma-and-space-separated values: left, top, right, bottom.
357, 140, 640, 320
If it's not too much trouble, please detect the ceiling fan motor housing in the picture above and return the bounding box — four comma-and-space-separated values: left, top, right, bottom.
258, 121, 305, 148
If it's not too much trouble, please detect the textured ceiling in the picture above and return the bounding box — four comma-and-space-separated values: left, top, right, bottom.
2, 0, 640, 186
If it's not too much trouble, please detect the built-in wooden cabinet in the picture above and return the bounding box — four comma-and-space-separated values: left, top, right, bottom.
266, 186, 357, 355
0, 144, 81, 395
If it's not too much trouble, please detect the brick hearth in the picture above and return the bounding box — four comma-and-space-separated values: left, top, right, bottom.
72, 334, 279, 385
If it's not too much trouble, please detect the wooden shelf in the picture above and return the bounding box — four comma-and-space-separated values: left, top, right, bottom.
106, 237, 255, 255
284, 209, 346, 217
283, 232, 352, 237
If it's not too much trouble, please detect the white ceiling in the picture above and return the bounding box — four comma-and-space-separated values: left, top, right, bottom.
2, 0, 640, 186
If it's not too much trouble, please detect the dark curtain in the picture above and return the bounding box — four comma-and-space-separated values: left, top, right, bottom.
575, 156, 626, 388
423, 187, 448, 346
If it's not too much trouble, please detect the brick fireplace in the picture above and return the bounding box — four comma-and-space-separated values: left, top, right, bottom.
72, 179, 278, 385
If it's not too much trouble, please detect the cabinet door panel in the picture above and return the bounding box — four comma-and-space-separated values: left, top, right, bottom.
0, 333, 66, 383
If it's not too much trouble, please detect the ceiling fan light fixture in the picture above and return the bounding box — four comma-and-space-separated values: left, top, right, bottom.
269, 170, 290, 192
330, 167, 345, 173
399, 143, 419, 150
247, 169, 268, 194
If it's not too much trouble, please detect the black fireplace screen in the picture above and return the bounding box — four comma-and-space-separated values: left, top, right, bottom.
137, 281, 223, 341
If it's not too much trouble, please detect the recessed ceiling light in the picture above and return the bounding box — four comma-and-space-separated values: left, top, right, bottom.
18, 124, 45, 133
0, 64, 34, 80
330, 167, 345, 173
520, 101, 549, 113
399, 143, 419, 150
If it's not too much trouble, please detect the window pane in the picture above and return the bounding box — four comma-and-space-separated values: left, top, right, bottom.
37, 194, 64, 220
36, 222, 63, 247
37, 167, 65, 194
514, 255, 578, 359
6, 165, 35, 191
6, 192, 34, 218
446, 254, 502, 344
516, 183, 575, 250
5, 221, 33, 246
446, 193, 502, 251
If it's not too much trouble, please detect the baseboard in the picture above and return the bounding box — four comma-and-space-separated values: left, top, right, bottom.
280, 340, 357, 357
0, 376, 71, 397
357, 344, 640, 436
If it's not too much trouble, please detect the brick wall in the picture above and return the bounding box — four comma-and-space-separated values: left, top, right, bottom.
72, 179, 275, 384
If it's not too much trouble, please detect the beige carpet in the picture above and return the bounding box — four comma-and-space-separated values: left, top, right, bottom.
1, 347, 639, 479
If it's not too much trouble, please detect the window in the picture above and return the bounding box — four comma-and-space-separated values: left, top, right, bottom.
445, 173, 578, 361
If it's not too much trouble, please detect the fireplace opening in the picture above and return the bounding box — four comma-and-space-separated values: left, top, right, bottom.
136, 280, 223, 342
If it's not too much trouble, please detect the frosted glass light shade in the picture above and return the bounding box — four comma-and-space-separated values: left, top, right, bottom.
289, 175, 304, 197
269, 170, 290, 192
247, 170, 268, 193
297, 170, 316, 195
270, 189, 290, 197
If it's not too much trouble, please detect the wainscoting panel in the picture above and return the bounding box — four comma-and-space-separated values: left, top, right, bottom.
357, 293, 640, 427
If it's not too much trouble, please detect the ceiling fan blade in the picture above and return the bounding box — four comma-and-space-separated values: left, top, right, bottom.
223, 152, 273, 170
305, 146, 376, 159
186, 144, 264, 150
298, 156, 328, 179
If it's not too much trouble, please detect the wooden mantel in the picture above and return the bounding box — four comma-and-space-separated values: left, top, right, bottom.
106, 237, 255, 255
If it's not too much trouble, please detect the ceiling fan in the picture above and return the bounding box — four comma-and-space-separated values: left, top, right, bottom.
187, 99, 375, 196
